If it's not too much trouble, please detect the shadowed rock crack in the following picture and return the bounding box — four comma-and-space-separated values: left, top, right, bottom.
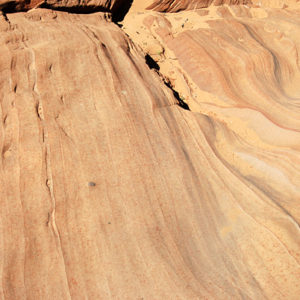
144, 53, 190, 110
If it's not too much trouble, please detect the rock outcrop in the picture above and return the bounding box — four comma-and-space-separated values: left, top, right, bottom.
147, 0, 252, 12
0, 1, 299, 299
122, 4, 300, 299
0, 0, 127, 13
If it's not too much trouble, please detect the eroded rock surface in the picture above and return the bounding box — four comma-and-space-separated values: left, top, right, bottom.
0, 1, 300, 299
122, 3, 300, 297
0, 0, 127, 13
147, 0, 252, 12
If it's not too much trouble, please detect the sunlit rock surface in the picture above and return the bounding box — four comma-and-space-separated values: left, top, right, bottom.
147, 0, 251, 12
0, 1, 299, 299
122, 3, 300, 297
0, 0, 128, 13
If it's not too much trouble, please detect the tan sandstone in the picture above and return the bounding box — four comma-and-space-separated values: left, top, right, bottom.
0, 1, 299, 299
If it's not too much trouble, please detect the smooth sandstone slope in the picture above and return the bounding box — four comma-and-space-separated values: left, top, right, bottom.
123, 3, 300, 205
0, 2, 299, 300
124, 2, 300, 298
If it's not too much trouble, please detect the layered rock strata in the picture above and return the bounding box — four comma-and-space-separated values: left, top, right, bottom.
0, 1, 299, 299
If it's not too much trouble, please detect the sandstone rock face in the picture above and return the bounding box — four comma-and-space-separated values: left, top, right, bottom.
147, 0, 252, 12
43, 0, 129, 14
0, 1, 300, 300
0, 0, 126, 13
122, 4, 300, 298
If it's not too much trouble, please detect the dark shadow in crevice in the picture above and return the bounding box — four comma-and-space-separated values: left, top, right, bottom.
1, 11, 11, 23
164, 80, 190, 110
145, 54, 160, 71
144, 54, 190, 111
1, 2, 18, 15
112, 0, 133, 23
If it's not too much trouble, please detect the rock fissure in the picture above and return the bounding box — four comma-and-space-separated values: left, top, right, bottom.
29, 49, 58, 235
144, 53, 190, 110
30, 46, 72, 297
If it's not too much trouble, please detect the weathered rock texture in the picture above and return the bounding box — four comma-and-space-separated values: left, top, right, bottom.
122, 3, 300, 297
0, 0, 127, 13
147, 0, 252, 12
0, 1, 300, 299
